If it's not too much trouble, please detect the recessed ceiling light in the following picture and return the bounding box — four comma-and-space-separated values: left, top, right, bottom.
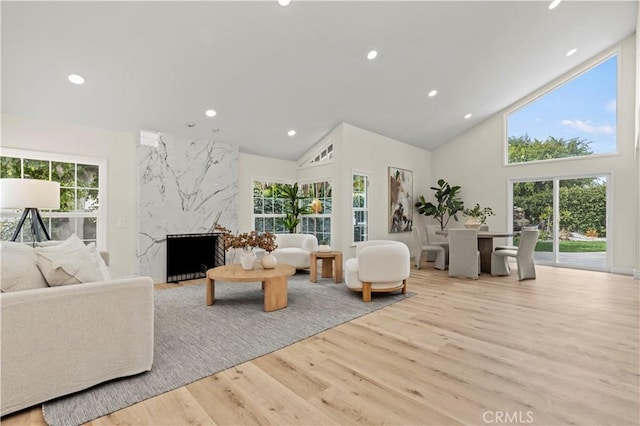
287, 130, 296, 136
205, 109, 216, 117
548, 0, 562, 10
68, 74, 85, 85
566, 48, 577, 57
277, 0, 291, 6
428, 89, 438, 97
186, 122, 196, 128
367, 50, 378, 60
464, 113, 472, 119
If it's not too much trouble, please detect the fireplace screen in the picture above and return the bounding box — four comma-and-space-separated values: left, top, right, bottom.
166, 233, 225, 283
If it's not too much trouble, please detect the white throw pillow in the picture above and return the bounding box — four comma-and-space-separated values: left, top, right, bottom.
89, 243, 112, 281
35, 234, 104, 286
0, 242, 48, 292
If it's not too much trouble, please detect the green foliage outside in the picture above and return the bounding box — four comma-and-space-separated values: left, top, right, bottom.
0, 156, 99, 242
508, 135, 592, 164
509, 135, 607, 243
514, 237, 607, 253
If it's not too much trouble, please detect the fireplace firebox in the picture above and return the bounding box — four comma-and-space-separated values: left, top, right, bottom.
166, 233, 225, 283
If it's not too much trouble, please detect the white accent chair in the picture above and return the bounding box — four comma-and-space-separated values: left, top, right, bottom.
448, 229, 481, 279
413, 227, 447, 270
344, 240, 410, 302
272, 233, 319, 269
491, 229, 539, 280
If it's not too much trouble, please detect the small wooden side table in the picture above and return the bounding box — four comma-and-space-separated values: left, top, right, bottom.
310, 251, 343, 283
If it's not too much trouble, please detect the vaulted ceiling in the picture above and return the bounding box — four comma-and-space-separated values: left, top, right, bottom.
2, 1, 637, 161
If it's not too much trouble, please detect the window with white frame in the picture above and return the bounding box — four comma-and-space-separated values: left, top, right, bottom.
298, 137, 334, 169
300, 181, 332, 245
0, 149, 105, 246
506, 53, 617, 164
352, 173, 369, 243
252, 180, 287, 233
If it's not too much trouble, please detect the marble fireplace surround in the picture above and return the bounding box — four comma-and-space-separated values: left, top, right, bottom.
138, 133, 238, 283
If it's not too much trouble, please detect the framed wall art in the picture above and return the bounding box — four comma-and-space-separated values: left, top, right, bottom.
388, 166, 413, 233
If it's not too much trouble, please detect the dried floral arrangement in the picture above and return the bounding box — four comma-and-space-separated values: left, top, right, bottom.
215, 225, 277, 252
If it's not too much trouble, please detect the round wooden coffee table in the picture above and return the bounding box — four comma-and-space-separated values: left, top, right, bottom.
205, 263, 296, 312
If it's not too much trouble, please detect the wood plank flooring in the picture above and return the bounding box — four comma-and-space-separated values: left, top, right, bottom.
3, 264, 638, 425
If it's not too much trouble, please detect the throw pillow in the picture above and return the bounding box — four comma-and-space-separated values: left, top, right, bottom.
35, 234, 104, 286
0, 242, 48, 292
89, 243, 112, 281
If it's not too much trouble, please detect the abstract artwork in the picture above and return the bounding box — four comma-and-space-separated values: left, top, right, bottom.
388, 166, 413, 233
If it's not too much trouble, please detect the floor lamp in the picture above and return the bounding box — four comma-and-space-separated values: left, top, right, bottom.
0, 178, 60, 242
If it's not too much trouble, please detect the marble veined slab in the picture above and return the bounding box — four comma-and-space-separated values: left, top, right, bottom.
138, 133, 238, 282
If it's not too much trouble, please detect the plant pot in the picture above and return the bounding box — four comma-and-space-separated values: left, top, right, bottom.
261, 253, 277, 269
240, 250, 257, 270
464, 217, 482, 230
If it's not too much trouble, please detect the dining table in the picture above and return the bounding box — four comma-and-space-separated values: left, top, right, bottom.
436, 229, 514, 273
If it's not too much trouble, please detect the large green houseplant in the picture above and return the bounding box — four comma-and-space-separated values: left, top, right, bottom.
414, 179, 464, 230
279, 182, 311, 233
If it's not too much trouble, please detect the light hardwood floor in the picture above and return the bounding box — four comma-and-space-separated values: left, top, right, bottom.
3, 264, 639, 425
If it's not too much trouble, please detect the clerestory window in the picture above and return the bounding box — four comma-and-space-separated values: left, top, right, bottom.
506, 53, 617, 164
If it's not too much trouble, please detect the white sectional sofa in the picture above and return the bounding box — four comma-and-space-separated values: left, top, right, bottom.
0, 238, 154, 416
272, 233, 318, 269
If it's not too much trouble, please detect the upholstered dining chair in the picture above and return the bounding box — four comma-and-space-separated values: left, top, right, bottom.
413, 227, 447, 270
425, 224, 449, 261
491, 229, 539, 280
344, 240, 410, 301
448, 229, 480, 279
495, 226, 538, 251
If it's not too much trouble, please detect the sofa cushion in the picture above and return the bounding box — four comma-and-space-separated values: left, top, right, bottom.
0, 242, 48, 292
35, 234, 105, 286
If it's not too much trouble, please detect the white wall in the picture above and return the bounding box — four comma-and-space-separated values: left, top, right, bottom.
431, 35, 638, 275
1, 114, 138, 276
340, 123, 431, 259
237, 152, 297, 233
635, 13, 640, 279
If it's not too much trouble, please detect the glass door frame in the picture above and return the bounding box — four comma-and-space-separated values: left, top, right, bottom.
507, 172, 612, 272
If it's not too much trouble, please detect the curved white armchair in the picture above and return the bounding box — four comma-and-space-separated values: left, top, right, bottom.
272, 233, 319, 269
491, 229, 539, 280
344, 240, 410, 302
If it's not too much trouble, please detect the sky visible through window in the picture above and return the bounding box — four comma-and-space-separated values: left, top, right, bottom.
508, 55, 617, 155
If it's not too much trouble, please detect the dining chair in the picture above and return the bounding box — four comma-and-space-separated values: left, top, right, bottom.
447, 229, 480, 279
491, 229, 539, 280
425, 224, 449, 262
495, 226, 538, 251
413, 227, 447, 270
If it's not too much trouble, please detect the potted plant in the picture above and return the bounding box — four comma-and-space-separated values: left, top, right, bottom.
414, 179, 464, 230
462, 203, 495, 229
279, 182, 311, 233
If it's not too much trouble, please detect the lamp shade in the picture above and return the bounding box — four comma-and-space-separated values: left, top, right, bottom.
0, 178, 60, 209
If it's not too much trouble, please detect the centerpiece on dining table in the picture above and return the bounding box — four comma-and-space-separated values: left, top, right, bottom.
215, 225, 278, 270
462, 203, 494, 230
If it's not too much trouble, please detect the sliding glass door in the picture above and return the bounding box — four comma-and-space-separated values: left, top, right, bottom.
510, 175, 609, 271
